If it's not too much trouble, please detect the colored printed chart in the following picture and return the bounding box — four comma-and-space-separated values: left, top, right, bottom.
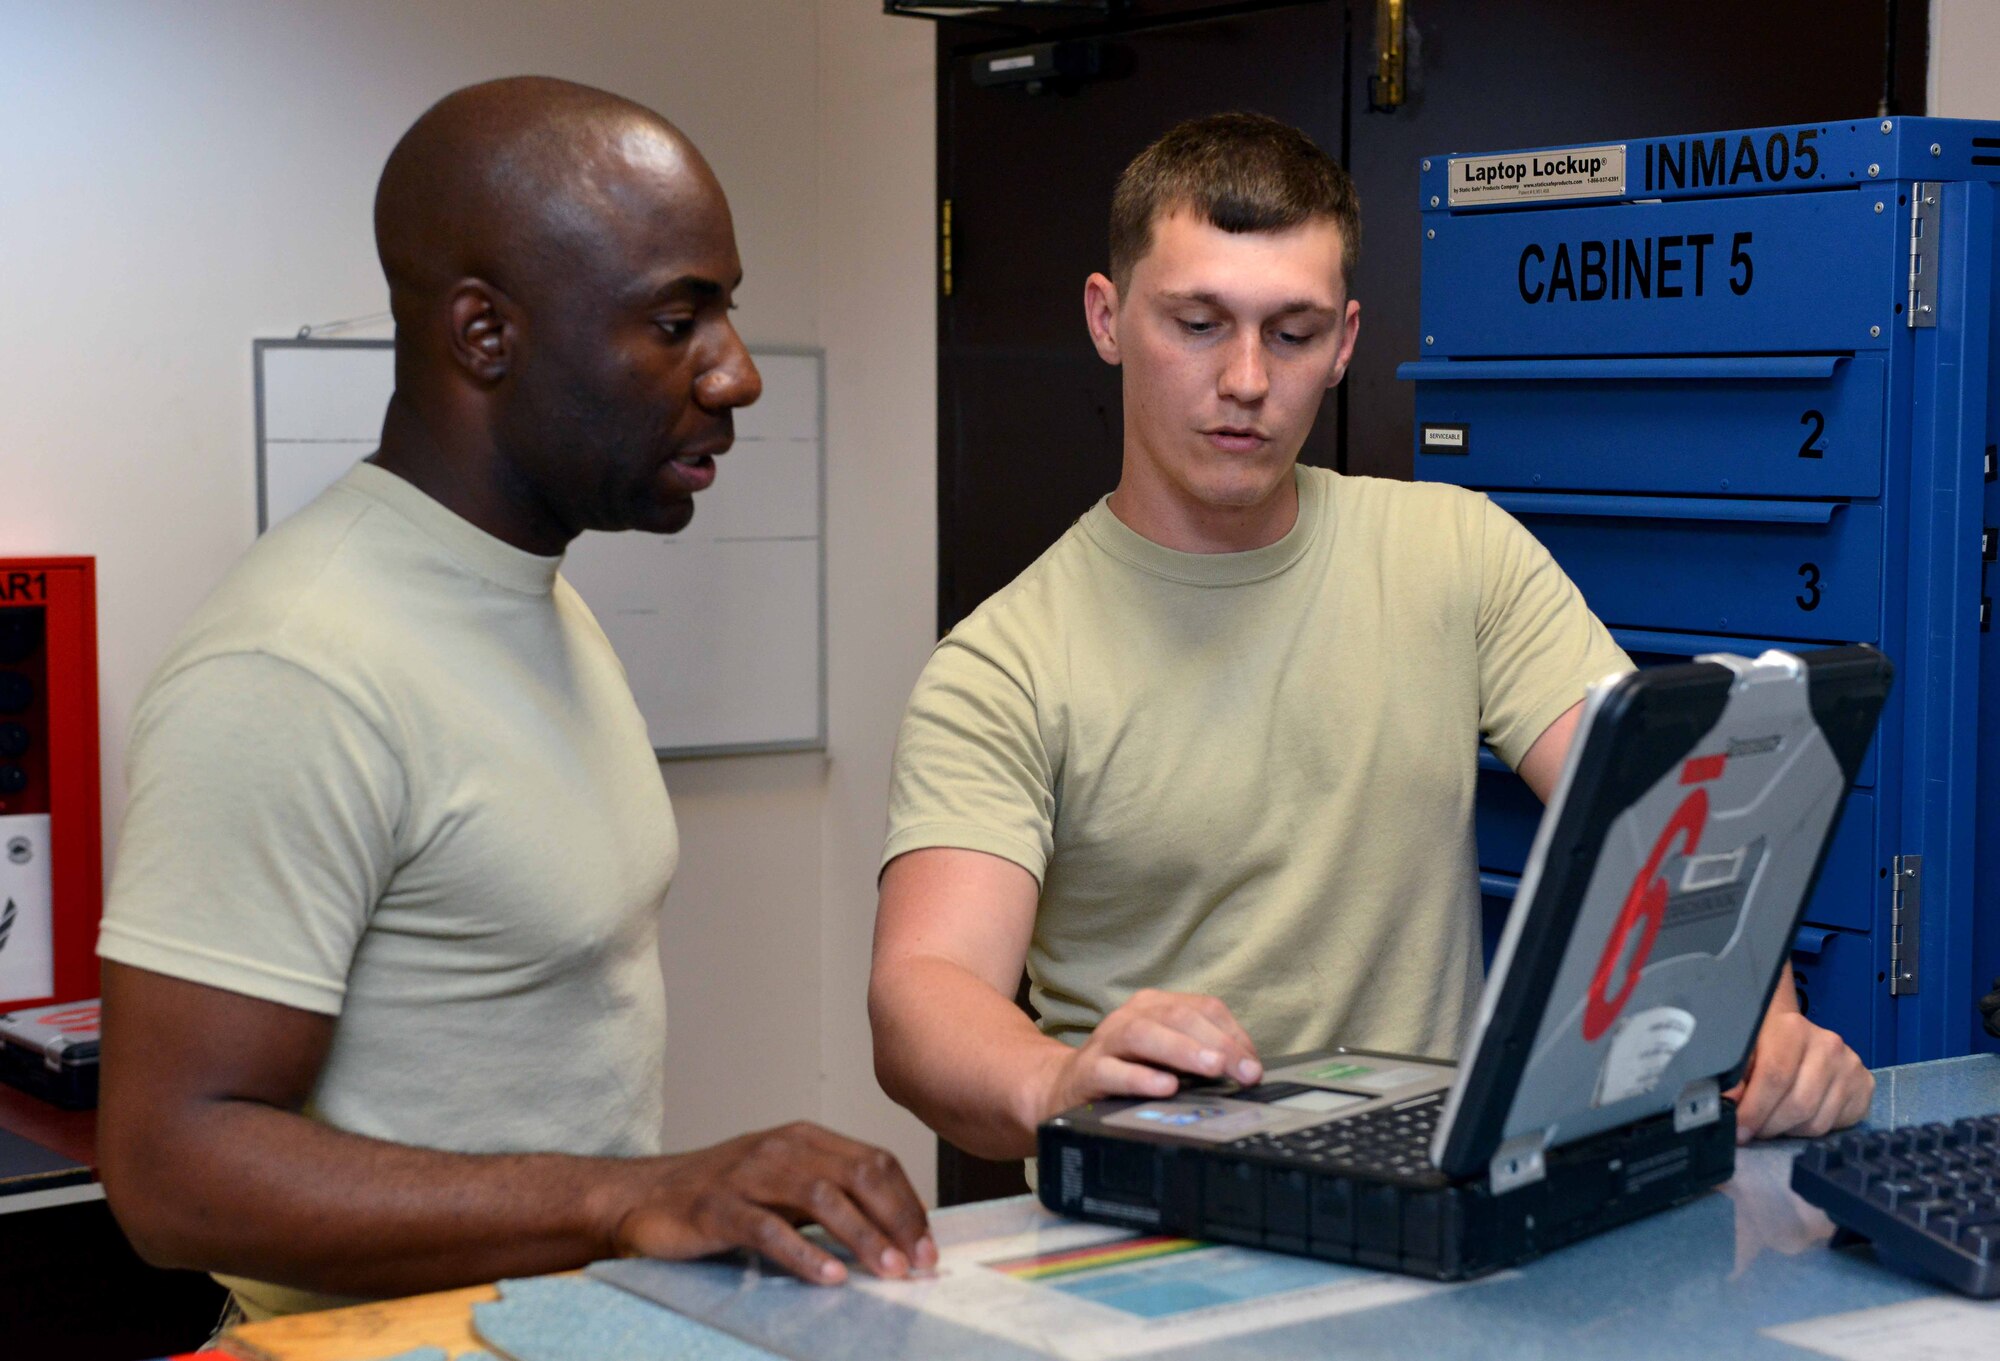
851, 1221, 1454, 1359
1041, 1245, 1382, 1322
985, 1235, 1205, 1283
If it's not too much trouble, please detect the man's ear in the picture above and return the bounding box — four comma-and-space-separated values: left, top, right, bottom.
446, 279, 518, 385
1083, 272, 1122, 366
1325, 297, 1362, 391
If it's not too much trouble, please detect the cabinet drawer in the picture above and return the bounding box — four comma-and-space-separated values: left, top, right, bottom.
1404, 355, 1883, 498
1801, 791, 1878, 933
1495, 493, 1882, 642
1419, 188, 1897, 357
1791, 926, 1879, 1065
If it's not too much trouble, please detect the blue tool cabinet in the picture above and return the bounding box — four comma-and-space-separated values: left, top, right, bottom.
1400, 118, 2000, 1066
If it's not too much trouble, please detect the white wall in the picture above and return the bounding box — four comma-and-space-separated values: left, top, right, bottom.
1932, 0, 2000, 117
815, 1, 940, 1169
0, 2, 936, 1188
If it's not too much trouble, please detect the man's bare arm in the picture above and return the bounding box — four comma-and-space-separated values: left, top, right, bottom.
99, 962, 933, 1298
1515, 699, 1585, 803
1513, 700, 1872, 1139
870, 848, 1262, 1161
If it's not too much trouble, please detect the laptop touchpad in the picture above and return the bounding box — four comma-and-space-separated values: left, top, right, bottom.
1271, 1089, 1367, 1114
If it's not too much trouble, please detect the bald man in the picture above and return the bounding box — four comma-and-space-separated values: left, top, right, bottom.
95, 78, 931, 1323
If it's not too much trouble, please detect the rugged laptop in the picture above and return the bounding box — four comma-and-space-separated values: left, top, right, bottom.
1039, 646, 1892, 1280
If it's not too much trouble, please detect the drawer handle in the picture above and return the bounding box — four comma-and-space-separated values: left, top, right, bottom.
1477, 746, 1511, 774
1396, 356, 1845, 383
1611, 628, 1794, 658
1480, 872, 1521, 901
1792, 927, 1835, 957
1490, 493, 1842, 525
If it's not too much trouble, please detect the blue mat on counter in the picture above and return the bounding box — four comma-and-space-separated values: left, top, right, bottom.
468, 1273, 783, 1361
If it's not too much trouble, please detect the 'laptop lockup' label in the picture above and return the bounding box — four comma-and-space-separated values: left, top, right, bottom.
1448, 145, 1626, 207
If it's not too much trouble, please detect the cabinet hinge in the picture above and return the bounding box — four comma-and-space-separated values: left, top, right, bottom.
1909, 183, 1940, 328
1890, 854, 1923, 995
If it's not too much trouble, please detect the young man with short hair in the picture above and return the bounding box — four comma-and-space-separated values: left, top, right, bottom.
868, 112, 1870, 1163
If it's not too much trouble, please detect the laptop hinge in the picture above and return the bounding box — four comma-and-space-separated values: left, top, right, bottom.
1488, 1130, 1549, 1196
1674, 1077, 1721, 1133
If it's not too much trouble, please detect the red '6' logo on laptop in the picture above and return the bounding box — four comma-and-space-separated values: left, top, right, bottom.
1583, 755, 1726, 1042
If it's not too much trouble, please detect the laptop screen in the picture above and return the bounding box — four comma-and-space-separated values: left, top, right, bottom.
1432, 647, 1890, 1178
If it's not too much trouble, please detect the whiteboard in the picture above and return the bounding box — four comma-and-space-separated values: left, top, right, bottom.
253, 338, 825, 758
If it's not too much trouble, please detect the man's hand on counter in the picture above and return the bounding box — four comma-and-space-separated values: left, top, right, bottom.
1727, 971, 1874, 1143
101, 964, 935, 1302
603, 1122, 937, 1285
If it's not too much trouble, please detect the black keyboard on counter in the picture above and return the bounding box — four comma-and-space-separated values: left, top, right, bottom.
1791, 1115, 2000, 1298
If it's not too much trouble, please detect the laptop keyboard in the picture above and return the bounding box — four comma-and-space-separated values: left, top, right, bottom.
1791, 1116, 2000, 1298
1229, 1091, 1445, 1181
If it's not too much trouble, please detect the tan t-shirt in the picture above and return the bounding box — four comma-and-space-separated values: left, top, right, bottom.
99, 463, 677, 1318
885, 466, 1630, 1063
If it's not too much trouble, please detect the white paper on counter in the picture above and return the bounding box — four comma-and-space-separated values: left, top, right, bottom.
1762, 1295, 2000, 1359
851, 1219, 1462, 1360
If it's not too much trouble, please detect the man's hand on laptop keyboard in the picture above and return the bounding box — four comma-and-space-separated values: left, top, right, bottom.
1726, 994, 1873, 1143
1034, 989, 1263, 1119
